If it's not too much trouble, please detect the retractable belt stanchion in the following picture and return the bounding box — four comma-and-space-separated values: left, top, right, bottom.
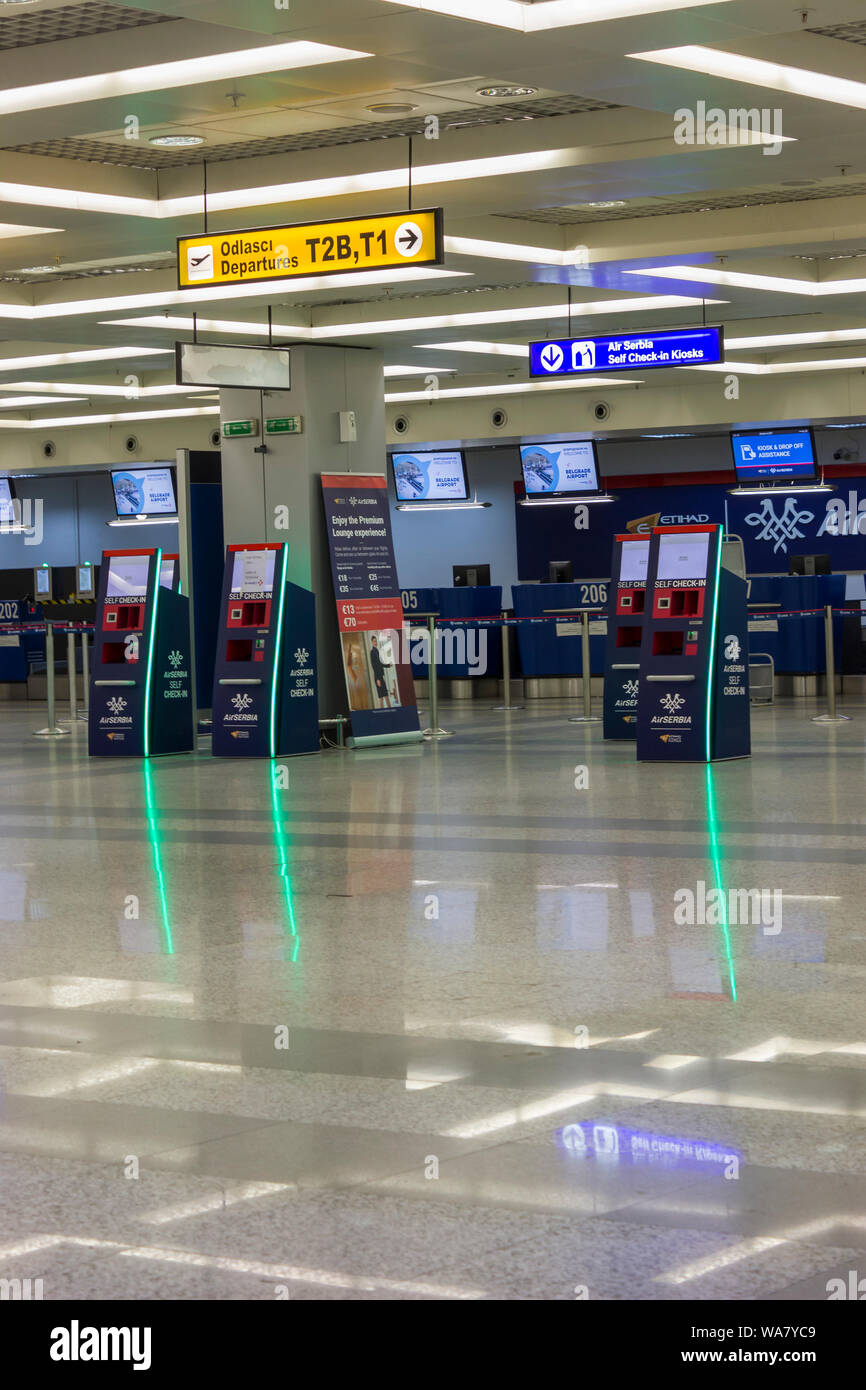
492, 611, 523, 712
568, 609, 602, 724
79, 628, 91, 721
419, 612, 453, 740
813, 604, 850, 724
33, 621, 69, 739
66, 629, 77, 724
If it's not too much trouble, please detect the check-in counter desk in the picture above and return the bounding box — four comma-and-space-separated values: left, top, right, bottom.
512, 583, 607, 697
747, 575, 846, 679
402, 585, 502, 696
0, 600, 43, 692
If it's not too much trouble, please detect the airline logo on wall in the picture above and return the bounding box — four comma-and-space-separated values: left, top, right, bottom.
626, 511, 709, 532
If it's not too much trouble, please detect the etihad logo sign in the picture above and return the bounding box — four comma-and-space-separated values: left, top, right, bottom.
627, 511, 710, 533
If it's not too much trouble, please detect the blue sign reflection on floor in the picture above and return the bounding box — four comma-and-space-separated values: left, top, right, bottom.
556, 1121, 741, 1171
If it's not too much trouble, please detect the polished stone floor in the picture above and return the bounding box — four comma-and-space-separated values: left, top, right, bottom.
1, 696, 865, 1300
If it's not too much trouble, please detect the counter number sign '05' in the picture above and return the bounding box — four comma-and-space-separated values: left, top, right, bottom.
178, 209, 444, 291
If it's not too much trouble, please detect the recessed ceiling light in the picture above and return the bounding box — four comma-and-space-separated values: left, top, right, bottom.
18, 264, 58, 274
366, 102, 417, 114
579, 200, 627, 210
149, 134, 205, 148
477, 85, 537, 98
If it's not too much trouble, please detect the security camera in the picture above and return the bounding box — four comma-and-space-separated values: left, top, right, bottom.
42, 440, 56, 459
393, 414, 411, 435
592, 401, 610, 423
209, 429, 221, 449
123, 434, 139, 455
491, 407, 508, 429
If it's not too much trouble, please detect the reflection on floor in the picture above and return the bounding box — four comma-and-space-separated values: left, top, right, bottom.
1, 697, 865, 1300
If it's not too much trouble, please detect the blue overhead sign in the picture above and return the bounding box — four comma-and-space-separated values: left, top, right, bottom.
529, 325, 724, 377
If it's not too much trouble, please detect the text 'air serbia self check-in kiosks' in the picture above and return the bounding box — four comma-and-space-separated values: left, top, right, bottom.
636, 525, 750, 763
603, 533, 650, 739
89, 548, 193, 757
211, 542, 319, 758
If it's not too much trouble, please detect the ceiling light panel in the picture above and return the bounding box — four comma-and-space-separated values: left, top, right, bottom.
629, 44, 866, 112
107, 296, 719, 340
379, 1, 733, 34
625, 265, 866, 295
0, 42, 370, 117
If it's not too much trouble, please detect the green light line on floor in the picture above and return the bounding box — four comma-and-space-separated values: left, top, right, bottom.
270, 767, 299, 963
705, 762, 736, 1003
143, 759, 174, 956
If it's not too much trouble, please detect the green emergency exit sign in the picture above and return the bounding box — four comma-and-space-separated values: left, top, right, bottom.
222, 418, 259, 438
265, 416, 303, 435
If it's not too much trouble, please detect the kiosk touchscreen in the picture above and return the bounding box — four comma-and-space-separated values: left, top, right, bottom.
603, 534, 650, 739
211, 542, 319, 757
76, 564, 96, 599
34, 565, 52, 601
89, 547, 193, 757
636, 524, 750, 762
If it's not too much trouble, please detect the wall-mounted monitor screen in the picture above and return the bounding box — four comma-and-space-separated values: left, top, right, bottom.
731, 428, 817, 483
77, 565, 96, 598
657, 533, 710, 582
230, 547, 276, 597
34, 566, 51, 597
111, 466, 177, 517
520, 440, 600, 497
619, 539, 650, 583
391, 450, 469, 502
106, 555, 150, 599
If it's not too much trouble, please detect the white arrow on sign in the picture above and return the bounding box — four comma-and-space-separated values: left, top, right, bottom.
539, 343, 564, 372
395, 221, 424, 257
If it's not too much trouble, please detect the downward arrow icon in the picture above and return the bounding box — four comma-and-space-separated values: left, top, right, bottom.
540, 344, 564, 372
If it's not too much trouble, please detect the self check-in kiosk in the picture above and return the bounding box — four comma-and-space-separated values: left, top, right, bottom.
211, 542, 318, 758
636, 524, 750, 762
603, 533, 650, 739
89, 547, 194, 757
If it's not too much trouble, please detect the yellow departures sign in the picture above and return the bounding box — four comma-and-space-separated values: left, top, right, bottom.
177, 208, 443, 290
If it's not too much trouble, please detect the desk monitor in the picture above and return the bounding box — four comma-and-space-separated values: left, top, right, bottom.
111, 465, 177, 517
453, 563, 490, 587
34, 565, 52, 600
547, 560, 574, 584
789, 554, 831, 576
656, 532, 711, 582
392, 450, 469, 503
77, 564, 96, 599
731, 428, 818, 484
520, 439, 600, 497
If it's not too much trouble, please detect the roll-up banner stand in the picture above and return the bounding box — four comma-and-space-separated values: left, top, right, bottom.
321, 473, 422, 748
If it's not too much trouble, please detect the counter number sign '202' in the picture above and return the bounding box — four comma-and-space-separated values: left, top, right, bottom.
178, 209, 444, 291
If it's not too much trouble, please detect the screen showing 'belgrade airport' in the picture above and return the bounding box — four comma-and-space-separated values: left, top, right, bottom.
111, 467, 177, 516
520, 439, 599, 495
391, 450, 469, 502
